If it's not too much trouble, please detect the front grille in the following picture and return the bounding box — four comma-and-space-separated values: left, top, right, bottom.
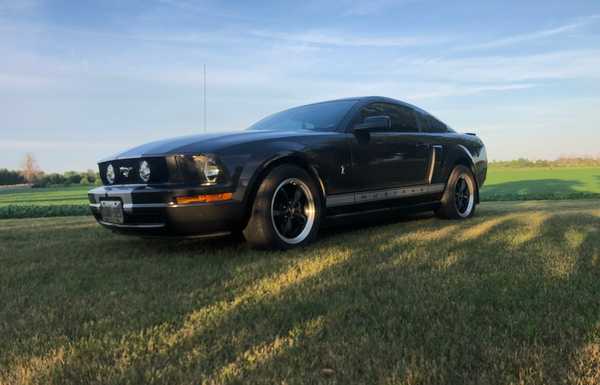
98, 157, 168, 185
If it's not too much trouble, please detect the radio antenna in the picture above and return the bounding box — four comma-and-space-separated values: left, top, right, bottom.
203, 64, 207, 132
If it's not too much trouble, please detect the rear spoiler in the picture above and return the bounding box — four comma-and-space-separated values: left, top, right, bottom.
465, 132, 477, 136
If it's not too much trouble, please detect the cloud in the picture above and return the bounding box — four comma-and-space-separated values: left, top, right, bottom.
0, 73, 54, 88
406, 83, 536, 100
250, 29, 449, 47
283, 79, 537, 103
0, 139, 107, 150
395, 49, 600, 83
457, 15, 600, 51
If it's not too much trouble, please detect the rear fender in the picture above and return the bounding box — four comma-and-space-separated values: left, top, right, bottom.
444, 144, 481, 203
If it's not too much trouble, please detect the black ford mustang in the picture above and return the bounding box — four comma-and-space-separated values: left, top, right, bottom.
89, 96, 487, 249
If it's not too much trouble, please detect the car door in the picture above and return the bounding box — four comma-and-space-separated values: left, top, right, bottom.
349, 102, 430, 191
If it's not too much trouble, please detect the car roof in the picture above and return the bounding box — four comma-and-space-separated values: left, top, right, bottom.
306, 96, 429, 115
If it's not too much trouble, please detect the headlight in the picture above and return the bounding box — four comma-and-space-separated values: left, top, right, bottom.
193, 155, 221, 185
106, 164, 115, 184
139, 160, 151, 182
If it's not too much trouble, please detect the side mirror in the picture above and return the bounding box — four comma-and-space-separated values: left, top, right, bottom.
353, 115, 391, 132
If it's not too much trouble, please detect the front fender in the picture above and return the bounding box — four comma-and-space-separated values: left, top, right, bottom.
224, 139, 323, 208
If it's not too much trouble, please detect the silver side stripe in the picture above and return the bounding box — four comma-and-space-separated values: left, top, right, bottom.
326, 183, 445, 208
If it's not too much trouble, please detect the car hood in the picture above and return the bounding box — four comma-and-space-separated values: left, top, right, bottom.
102, 129, 325, 161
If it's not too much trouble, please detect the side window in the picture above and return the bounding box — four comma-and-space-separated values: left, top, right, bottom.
420, 113, 447, 133
359, 103, 386, 122
417, 113, 432, 132
359, 103, 418, 132
431, 117, 447, 133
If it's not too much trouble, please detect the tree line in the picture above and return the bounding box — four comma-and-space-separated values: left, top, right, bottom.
0, 168, 101, 187
1, 154, 101, 187
490, 156, 600, 168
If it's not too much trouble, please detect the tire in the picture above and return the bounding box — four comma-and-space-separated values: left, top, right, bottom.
243, 164, 323, 250
436, 165, 477, 219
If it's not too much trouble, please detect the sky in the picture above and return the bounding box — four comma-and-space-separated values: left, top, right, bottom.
1, 0, 599, 172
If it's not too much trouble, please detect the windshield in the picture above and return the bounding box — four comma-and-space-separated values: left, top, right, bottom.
248, 100, 357, 131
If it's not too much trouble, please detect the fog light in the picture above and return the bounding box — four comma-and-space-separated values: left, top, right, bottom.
174, 192, 233, 205
106, 164, 115, 184
139, 160, 151, 182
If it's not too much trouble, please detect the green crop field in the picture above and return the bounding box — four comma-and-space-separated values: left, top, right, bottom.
481, 166, 600, 201
0, 185, 90, 205
0, 186, 90, 219
0, 200, 598, 384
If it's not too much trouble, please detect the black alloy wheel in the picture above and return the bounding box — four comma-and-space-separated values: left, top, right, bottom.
435, 165, 477, 219
244, 165, 322, 249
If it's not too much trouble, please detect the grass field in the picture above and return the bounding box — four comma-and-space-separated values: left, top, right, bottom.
481, 167, 600, 201
1, 200, 599, 384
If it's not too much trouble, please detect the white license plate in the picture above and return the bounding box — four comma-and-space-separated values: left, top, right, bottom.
100, 200, 124, 224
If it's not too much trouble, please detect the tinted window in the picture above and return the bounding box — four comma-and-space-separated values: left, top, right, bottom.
248, 100, 357, 132
419, 113, 447, 133
417, 113, 432, 132
359, 103, 418, 132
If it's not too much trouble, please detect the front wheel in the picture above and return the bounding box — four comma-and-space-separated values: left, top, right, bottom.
243, 165, 322, 250
436, 165, 477, 219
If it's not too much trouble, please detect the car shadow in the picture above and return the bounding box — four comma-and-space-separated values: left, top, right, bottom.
320, 207, 434, 240
130, 206, 437, 254
480, 178, 600, 200
481, 178, 582, 196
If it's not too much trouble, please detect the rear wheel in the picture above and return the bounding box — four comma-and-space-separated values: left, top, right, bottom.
436, 165, 477, 219
243, 165, 322, 250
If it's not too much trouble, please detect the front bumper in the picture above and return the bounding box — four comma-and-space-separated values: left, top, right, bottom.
88, 185, 245, 236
